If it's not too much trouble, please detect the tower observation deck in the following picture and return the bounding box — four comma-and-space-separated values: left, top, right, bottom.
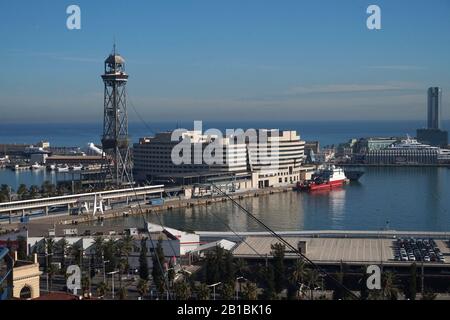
101, 46, 133, 186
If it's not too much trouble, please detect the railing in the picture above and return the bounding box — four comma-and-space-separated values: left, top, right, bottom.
0, 185, 164, 213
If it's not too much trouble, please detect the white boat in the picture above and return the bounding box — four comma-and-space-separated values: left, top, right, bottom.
57, 165, 69, 172
71, 164, 83, 171
47, 164, 56, 171
31, 163, 44, 170
12, 164, 30, 171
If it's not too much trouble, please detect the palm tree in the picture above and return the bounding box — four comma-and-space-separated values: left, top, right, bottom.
221, 283, 235, 300
58, 238, 70, 272
81, 276, 90, 296
196, 283, 211, 300
174, 281, 191, 300
382, 272, 399, 300
97, 281, 108, 299
28, 185, 40, 199
306, 269, 320, 300
17, 184, 27, 200
289, 260, 308, 298
47, 263, 58, 292
93, 236, 105, 264
242, 282, 258, 300
137, 279, 149, 300
234, 259, 249, 277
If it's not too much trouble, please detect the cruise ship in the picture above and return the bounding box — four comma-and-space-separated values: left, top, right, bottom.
366, 135, 450, 164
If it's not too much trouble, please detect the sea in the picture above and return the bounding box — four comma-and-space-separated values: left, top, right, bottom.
1, 120, 449, 232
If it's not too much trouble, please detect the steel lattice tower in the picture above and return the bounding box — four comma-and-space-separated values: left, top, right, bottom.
101, 46, 133, 186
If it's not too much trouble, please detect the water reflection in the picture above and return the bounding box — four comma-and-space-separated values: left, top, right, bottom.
79, 167, 450, 232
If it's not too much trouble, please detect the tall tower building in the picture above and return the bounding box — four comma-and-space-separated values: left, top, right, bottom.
427, 87, 442, 129
101, 46, 133, 186
417, 87, 448, 148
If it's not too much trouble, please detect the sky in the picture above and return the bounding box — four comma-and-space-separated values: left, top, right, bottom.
1, 0, 450, 123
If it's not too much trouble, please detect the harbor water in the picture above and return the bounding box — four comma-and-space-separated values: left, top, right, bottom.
85, 166, 450, 232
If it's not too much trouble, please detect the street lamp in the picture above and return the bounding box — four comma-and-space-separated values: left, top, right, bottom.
208, 282, 221, 300
235, 276, 247, 300
102, 257, 110, 284
107, 270, 119, 299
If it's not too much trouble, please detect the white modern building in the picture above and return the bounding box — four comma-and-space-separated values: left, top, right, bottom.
133, 128, 306, 188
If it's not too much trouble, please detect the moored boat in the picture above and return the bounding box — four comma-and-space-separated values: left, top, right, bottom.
57, 165, 69, 172
31, 162, 44, 170
297, 165, 348, 191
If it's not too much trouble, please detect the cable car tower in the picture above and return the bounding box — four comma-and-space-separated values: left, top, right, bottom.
101, 45, 133, 186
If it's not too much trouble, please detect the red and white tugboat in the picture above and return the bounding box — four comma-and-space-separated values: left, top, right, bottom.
297, 165, 348, 191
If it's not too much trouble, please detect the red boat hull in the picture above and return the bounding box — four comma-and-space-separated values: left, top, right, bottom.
298, 179, 345, 192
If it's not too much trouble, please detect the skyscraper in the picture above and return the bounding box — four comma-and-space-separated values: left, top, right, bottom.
427, 87, 442, 130
417, 87, 448, 148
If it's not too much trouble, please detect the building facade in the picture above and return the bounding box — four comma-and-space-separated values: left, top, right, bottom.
133, 129, 306, 188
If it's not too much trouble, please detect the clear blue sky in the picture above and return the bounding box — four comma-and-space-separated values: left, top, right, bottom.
1, 0, 449, 122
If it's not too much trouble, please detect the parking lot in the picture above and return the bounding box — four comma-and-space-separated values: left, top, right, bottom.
393, 238, 446, 263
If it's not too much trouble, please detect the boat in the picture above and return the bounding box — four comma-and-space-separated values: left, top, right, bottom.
70, 164, 83, 171
57, 165, 69, 172
297, 165, 348, 191
12, 164, 30, 171
31, 163, 44, 170
46, 164, 56, 171
344, 170, 364, 181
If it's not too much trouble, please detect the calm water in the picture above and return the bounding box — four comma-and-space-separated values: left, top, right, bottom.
88, 167, 450, 232
0, 169, 79, 191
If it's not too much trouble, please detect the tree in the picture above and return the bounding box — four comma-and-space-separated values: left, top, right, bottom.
242, 282, 258, 300
405, 263, 417, 300
196, 283, 211, 300
137, 279, 149, 299
270, 243, 286, 294
102, 239, 117, 273
58, 238, 70, 272
17, 236, 27, 260
289, 260, 308, 299
221, 283, 235, 300
382, 272, 399, 300
139, 238, 149, 280
28, 185, 39, 199
71, 243, 83, 267
81, 275, 90, 296
47, 263, 58, 292
306, 269, 320, 300
93, 236, 105, 265
174, 281, 191, 300
118, 287, 127, 300
223, 251, 235, 285
0, 184, 11, 203
151, 238, 166, 296
41, 181, 56, 197
17, 184, 28, 200
97, 281, 108, 298
359, 267, 369, 300
234, 258, 248, 277
262, 265, 276, 300
332, 272, 345, 300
